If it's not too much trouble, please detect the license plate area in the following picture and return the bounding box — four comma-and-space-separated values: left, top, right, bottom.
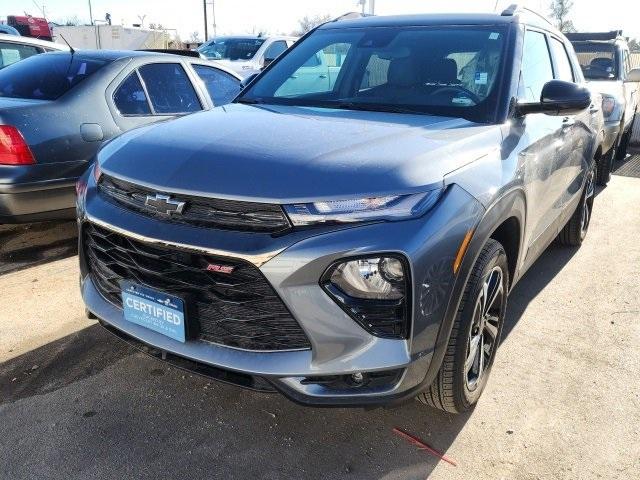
120, 281, 186, 343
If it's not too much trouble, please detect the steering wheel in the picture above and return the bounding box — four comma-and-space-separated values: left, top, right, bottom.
430, 86, 481, 105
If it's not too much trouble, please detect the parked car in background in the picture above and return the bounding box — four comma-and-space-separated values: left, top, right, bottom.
79, 7, 599, 413
0, 24, 21, 36
567, 31, 640, 184
0, 50, 241, 223
0, 33, 67, 69
198, 35, 297, 76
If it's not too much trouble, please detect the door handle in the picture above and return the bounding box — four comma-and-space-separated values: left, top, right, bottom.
290, 74, 298, 79
562, 117, 575, 129
318, 74, 327, 79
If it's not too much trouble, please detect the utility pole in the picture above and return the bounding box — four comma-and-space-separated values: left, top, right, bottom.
211, 0, 217, 37
369, 0, 375, 15
88, 0, 94, 25
203, 0, 208, 41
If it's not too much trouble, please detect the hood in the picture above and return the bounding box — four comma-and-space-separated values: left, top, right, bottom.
585, 80, 624, 99
99, 103, 501, 203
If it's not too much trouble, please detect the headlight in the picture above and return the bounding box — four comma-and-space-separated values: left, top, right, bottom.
321, 255, 410, 339
602, 95, 616, 118
284, 189, 442, 226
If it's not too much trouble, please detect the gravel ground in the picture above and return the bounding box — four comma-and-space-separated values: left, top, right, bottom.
0, 171, 638, 480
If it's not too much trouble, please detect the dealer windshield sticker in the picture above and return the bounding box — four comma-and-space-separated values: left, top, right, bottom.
489, 32, 500, 40
475, 72, 488, 85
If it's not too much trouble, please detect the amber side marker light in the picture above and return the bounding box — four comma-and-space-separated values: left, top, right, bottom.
453, 229, 474, 274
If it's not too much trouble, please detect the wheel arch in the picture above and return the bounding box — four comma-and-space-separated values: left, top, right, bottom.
418, 187, 527, 390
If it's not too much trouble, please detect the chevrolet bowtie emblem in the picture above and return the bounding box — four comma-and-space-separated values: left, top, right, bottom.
144, 194, 186, 216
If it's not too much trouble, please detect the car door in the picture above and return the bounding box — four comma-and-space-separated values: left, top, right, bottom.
548, 35, 594, 208
0, 40, 42, 68
108, 60, 205, 132
517, 29, 566, 256
189, 63, 241, 106
621, 48, 638, 127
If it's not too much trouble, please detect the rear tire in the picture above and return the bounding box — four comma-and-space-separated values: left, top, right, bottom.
558, 166, 595, 247
417, 239, 509, 414
596, 148, 614, 186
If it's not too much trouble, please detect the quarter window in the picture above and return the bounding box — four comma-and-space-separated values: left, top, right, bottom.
519, 31, 554, 103
138, 63, 201, 114
192, 65, 240, 105
550, 38, 574, 81
113, 72, 151, 115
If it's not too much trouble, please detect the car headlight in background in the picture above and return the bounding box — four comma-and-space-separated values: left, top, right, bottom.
284, 189, 442, 226
601, 95, 618, 120
321, 255, 410, 339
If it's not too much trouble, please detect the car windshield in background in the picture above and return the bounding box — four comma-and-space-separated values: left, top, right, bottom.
198, 37, 265, 60
0, 53, 108, 100
573, 42, 618, 80
238, 26, 507, 122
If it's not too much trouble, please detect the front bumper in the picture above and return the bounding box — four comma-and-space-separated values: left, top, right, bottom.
602, 119, 621, 154
78, 174, 483, 405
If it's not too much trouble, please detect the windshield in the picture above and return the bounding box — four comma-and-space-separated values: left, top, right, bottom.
198, 37, 265, 61
0, 53, 108, 100
237, 26, 507, 122
572, 42, 618, 80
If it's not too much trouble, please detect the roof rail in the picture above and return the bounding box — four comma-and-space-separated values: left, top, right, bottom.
331, 12, 374, 22
501, 4, 553, 27
565, 31, 624, 41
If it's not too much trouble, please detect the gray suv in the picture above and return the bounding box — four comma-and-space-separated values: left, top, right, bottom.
78, 6, 598, 413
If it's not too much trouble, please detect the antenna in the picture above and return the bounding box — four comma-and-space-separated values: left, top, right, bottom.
58, 34, 75, 54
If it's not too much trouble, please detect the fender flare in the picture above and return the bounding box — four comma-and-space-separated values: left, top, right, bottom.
417, 187, 527, 391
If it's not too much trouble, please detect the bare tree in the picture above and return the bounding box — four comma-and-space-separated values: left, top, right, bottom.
190, 31, 201, 43
57, 15, 81, 26
549, 0, 576, 33
293, 14, 331, 36
629, 38, 640, 53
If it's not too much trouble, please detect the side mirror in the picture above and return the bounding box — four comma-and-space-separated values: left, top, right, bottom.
516, 80, 591, 116
240, 73, 259, 89
625, 68, 640, 83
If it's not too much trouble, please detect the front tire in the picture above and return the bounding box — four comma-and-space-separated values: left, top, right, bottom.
417, 239, 509, 413
558, 166, 595, 247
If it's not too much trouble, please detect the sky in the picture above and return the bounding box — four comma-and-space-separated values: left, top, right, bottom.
4, 0, 640, 40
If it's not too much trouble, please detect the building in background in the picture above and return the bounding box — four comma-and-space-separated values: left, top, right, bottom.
49, 25, 173, 50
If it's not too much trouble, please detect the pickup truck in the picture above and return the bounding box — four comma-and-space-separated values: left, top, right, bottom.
567, 31, 640, 184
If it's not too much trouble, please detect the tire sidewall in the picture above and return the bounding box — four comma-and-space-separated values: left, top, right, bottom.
453, 244, 509, 410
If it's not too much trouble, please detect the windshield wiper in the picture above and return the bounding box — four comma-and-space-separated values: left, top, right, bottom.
235, 98, 264, 105
332, 102, 425, 115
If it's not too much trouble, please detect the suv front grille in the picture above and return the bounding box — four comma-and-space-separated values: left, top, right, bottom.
84, 223, 310, 351
98, 175, 291, 233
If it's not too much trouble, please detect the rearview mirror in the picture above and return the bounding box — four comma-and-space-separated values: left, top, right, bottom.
625, 68, 640, 83
262, 57, 276, 69
516, 80, 591, 116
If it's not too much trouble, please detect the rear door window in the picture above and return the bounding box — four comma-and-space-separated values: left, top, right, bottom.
0, 42, 40, 69
113, 72, 151, 115
138, 63, 201, 114
192, 65, 240, 105
0, 54, 108, 100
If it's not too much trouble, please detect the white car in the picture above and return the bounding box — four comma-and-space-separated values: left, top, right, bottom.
0, 33, 68, 69
197, 36, 297, 77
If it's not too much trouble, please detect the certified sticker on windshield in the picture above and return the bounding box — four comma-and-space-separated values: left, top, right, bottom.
489, 32, 500, 40
475, 72, 488, 85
